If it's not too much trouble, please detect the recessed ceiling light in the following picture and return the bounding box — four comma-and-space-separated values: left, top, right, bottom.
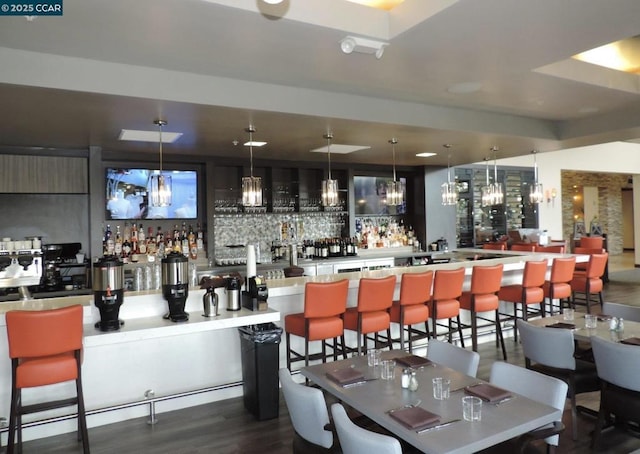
573, 35, 640, 74
244, 141, 267, 147
416, 152, 437, 158
262, 0, 283, 4
345, 0, 405, 11
119, 129, 183, 143
447, 82, 482, 94
310, 144, 371, 154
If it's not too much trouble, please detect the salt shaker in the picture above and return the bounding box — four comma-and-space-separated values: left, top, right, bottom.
401, 368, 411, 389
609, 317, 619, 331
617, 318, 625, 333
408, 371, 419, 392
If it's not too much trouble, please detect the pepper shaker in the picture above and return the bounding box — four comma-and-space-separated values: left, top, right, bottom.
408, 371, 419, 392
401, 368, 411, 389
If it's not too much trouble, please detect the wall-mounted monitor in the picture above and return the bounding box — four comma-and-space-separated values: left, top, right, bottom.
354, 175, 406, 215
105, 168, 198, 220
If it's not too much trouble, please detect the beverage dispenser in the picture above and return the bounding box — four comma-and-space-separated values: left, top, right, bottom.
93, 255, 124, 331
162, 251, 189, 322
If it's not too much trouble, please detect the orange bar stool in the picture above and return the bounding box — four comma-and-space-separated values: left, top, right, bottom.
5, 305, 90, 454
570, 252, 608, 314
343, 275, 397, 356
498, 260, 547, 342
536, 245, 565, 253
459, 264, 506, 359
389, 271, 433, 352
510, 243, 537, 252
574, 246, 606, 272
482, 242, 506, 251
285, 279, 350, 371
543, 256, 576, 315
578, 236, 604, 249
428, 268, 465, 345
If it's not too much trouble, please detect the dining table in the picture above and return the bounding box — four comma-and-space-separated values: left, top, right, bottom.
300, 351, 561, 454
527, 311, 640, 343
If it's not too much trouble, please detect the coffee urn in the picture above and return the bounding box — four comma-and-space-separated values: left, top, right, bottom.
162, 251, 189, 322
226, 275, 241, 311
242, 276, 268, 311
93, 255, 125, 331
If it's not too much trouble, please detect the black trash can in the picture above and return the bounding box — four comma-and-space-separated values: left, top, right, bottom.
238, 322, 283, 421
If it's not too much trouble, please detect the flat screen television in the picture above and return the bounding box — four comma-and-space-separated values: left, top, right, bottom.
105, 168, 198, 220
354, 175, 406, 215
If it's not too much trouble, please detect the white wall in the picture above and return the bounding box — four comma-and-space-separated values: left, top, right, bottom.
493, 142, 640, 258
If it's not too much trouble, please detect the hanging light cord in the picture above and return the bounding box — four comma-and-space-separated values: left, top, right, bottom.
391, 138, 398, 181
444, 144, 452, 183
533, 150, 538, 183
249, 127, 254, 177
485, 157, 490, 186
154, 119, 167, 174
325, 133, 333, 180
492, 146, 499, 182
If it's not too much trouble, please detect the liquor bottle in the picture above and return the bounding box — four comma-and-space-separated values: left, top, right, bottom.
138, 224, 147, 254
114, 225, 123, 257
123, 221, 131, 243
156, 226, 164, 245
188, 225, 197, 259
122, 236, 132, 260
104, 224, 113, 255
146, 227, 157, 257
196, 222, 204, 251
130, 222, 138, 254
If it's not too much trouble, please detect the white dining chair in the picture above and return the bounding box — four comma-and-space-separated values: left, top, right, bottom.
330, 403, 402, 454
490, 361, 567, 451
279, 368, 336, 453
426, 339, 480, 377
590, 336, 640, 449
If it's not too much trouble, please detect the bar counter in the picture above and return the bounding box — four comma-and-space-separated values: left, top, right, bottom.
0, 249, 587, 444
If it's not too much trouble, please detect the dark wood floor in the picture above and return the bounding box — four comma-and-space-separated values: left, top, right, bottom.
14, 272, 640, 453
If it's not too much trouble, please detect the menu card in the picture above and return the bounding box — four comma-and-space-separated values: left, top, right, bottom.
389, 406, 440, 430
620, 337, 640, 346
465, 383, 512, 403
395, 355, 431, 368
326, 368, 364, 386
545, 322, 576, 330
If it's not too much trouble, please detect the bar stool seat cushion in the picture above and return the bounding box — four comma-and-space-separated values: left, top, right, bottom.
542, 281, 571, 299
570, 276, 604, 294
498, 285, 543, 304
17, 352, 77, 388
344, 308, 389, 334
429, 298, 459, 320
285, 314, 344, 342
460, 292, 499, 312
389, 302, 428, 325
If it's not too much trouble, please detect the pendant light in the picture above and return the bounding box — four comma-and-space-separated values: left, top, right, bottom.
321, 132, 339, 207
441, 144, 458, 206
150, 119, 172, 207
241, 125, 263, 207
386, 138, 404, 206
481, 146, 503, 207
529, 150, 544, 204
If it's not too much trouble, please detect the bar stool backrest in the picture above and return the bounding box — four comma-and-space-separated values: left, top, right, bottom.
469, 264, 503, 294
357, 275, 396, 312
432, 268, 465, 301
522, 260, 548, 288
398, 271, 433, 306
579, 236, 604, 249
585, 252, 608, 279
304, 279, 349, 319
549, 257, 576, 283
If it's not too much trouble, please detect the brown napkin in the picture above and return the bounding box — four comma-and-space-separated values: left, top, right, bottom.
596, 314, 613, 322
621, 337, 640, 346
465, 383, 512, 403
389, 406, 439, 430
395, 355, 431, 368
326, 368, 365, 385
546, 322, 576, 330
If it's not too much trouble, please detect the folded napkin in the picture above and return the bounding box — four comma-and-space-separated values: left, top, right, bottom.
545, 322, 576, 330
389, 406, 440, 430
326, 368, 365, 386
465, 383, 512, 403
620, 337, 640, 346
596, 314, 613, 322
395, 355, 431, 368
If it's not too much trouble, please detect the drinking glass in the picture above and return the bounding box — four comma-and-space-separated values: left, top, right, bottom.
367, 349, 381, 367
585, 314, 598, 329
462, 396, 482, 421
432, 377, 450, 400
381, 359, 396, 380
563, 308, 575, 321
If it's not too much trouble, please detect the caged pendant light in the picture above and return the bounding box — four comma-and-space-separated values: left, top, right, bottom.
321, 132, 339, 207
386, 138, 404, 206
441, 144, 458, 206
529, 150, 544, 204
150, 119, 172, 207
481, 146, 503, 207
241, 125, 263, 207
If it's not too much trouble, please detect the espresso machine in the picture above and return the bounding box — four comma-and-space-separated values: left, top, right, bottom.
0, 241, 43, 299
42, 244, 63, 291
93, 255, 125, 331
242, 276, 268, 311
162, 251, 189, 322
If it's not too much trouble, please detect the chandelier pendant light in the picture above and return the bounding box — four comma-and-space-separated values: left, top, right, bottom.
529, 150, 544, 204
321, 132, 339, 207
441, 144, 458, 206
386, 138, 404, 206
481, 146, 504, 207
150, 119, 172, 207
242, 125, 263, 207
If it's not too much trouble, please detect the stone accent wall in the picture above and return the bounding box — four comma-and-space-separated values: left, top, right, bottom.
561, 171, 629, 255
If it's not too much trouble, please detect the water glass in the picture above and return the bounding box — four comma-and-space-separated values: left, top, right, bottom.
462, 396, 482, 421
367, 349, 381, 367
563, 308, 575, 321
585, 314, 598, 329
381, 359, 396, 380
432, 377, 450, 400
